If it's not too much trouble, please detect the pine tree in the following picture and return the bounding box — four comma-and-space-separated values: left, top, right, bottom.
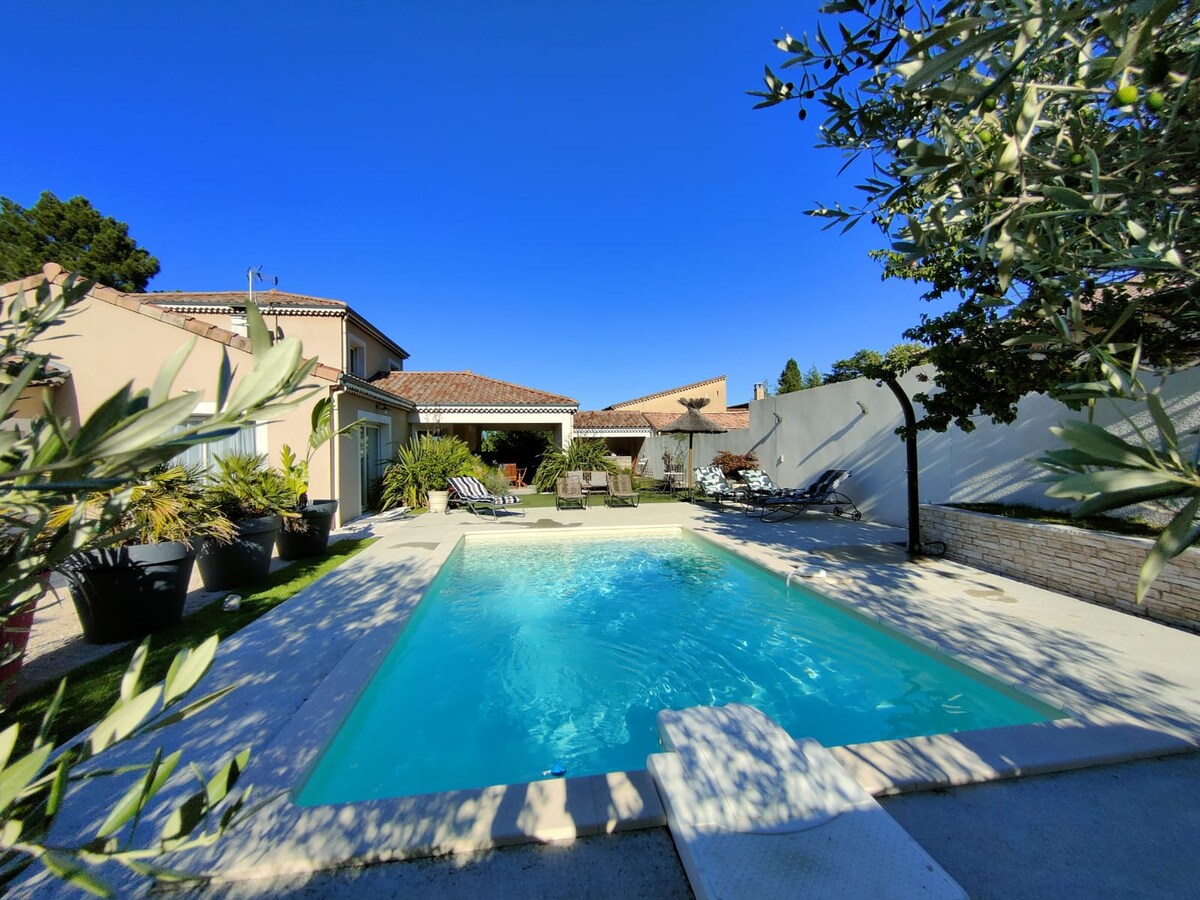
776, 358, 803, 394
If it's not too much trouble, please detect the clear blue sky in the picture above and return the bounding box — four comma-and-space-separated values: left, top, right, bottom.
4, 1, 950, 410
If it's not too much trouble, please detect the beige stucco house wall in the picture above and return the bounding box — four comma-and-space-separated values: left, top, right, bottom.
607, 375, 727, 413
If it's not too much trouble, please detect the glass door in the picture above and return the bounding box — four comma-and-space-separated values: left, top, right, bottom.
359, 424, 383, 509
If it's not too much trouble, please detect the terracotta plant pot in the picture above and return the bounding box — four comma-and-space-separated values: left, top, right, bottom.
196, 514, 281, 592
276, 500, 339, 560
1, 600, 38, 703
65, 543, 196, 645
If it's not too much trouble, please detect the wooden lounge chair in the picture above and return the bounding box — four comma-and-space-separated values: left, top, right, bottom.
555, 475, 586, 510
606, 473, 640, 507
446, 475, 525, 519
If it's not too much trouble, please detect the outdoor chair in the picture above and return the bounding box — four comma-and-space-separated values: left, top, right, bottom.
583, 470, 609, 498
692, 466, 748, 505
606, 473, 640, 507
757, 470, 861, 523
556, 475, 587, 510
446, 475, 525, 519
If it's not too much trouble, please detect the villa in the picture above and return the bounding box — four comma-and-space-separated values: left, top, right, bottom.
5, 264, 1200, 898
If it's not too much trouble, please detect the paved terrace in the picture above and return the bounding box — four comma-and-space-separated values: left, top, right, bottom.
14, 500, 1200, 898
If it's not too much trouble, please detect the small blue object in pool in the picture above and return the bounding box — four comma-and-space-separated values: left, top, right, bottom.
549, 763, 566, 777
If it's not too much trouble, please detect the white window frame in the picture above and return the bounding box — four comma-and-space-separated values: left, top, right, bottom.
229, 311, 248, 337
172, 401, 268, 469
347, 335, 367, 378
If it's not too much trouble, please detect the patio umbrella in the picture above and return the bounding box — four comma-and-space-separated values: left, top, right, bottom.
659, 397, 727, 494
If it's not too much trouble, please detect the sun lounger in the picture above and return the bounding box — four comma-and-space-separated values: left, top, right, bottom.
606, 473, 640, 507
446, 475, 525, 519
753, 469, 861, 522
555, 475, 586, 510
647, 704, 967, 900
693, 466, 748, 505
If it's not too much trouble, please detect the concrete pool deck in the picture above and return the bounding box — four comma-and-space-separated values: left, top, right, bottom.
16, 501, 1200, 897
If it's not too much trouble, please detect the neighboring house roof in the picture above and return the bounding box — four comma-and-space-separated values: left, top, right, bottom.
642, 410, 750, 432
372, 371, 578, 408
573, 408, 750, 434
607, 375, 726, 410
574, 410, 653, 430
139, 288, 410, 361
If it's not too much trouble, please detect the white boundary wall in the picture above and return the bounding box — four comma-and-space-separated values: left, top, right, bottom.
648, 364, 1200, 528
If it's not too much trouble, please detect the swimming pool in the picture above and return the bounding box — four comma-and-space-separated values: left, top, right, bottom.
297, 531, 1058, 804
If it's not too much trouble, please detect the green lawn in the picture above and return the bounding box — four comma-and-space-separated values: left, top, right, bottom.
8, 537, 375, 749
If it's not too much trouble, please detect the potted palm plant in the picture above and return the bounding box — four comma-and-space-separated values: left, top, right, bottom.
379, 434, 475, 513
61, 466, 235, 644
196, 453, 294, 591
276, 397, 360, 559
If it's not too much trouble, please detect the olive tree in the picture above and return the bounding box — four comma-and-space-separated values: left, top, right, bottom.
0, 275, 317, 893
753, 0, 1199, 594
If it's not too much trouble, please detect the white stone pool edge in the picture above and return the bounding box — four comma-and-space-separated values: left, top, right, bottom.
177, 522, 1199, 884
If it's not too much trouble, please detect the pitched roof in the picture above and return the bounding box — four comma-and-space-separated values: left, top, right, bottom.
642, 410, 749, 431
136, 287, 409, 361
372, 371, 577, 407
574, 410, 653, 430
607, 375, 726, 409
1, 264, 339, 383
134, 289, 346, 310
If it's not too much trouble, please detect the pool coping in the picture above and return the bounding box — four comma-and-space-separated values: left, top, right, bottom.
173, 522, 1198, 883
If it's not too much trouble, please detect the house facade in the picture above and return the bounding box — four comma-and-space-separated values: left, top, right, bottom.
4, 263, 585, 526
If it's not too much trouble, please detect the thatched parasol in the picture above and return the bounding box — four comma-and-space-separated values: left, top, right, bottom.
659, 397, 727, 493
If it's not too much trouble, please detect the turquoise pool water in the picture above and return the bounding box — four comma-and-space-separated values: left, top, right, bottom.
297, 532, 1057, 804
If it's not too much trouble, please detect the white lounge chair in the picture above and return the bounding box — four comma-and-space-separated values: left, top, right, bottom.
647, 704, 967, 900
446, 475, 524, 518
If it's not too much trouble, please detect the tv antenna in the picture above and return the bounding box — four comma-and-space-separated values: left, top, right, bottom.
246, 265, 279, 308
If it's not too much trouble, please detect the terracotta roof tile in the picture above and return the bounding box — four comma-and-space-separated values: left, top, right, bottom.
642, 410, 749, 431
133, 289, 347, 310
372, 371, 576, 407
574, 410, 652, 429
607, 375, 726, 409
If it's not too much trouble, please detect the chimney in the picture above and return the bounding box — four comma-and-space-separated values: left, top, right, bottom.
753, 382, 767, 401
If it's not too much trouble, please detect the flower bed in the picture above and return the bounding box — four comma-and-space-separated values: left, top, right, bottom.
920, 504, 1200, 632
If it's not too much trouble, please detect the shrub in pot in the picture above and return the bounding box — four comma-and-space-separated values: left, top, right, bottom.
276, 398, 359, 559
379, 434, 475, 512
197, 453, 294, 591
60, 466, 235, 644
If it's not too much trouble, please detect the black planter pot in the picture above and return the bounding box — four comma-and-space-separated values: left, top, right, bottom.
196, 514, 281, 592
276, 500, 339, 561
66, 542, 196, 645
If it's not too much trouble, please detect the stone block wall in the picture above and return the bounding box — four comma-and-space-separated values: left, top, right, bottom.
920, 504, 1200, 632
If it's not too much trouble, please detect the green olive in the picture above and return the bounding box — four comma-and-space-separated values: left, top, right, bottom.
1114, 85, 1138, 106
1147, 91, 1166, 111
1069, 152, 1085, 166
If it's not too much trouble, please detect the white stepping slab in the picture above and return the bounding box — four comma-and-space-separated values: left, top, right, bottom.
648, 704, 968, 899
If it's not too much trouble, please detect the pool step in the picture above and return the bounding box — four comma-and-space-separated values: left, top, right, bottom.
647, 703, 968, 899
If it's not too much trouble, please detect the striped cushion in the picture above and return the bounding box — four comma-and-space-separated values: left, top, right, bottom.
447, 476, 522, 505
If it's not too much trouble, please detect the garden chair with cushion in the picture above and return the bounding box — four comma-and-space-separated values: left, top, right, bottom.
606, 473, 640, 507
446, 475, 525, 519
583, 470, 609, 498
556, 475, 587, 510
